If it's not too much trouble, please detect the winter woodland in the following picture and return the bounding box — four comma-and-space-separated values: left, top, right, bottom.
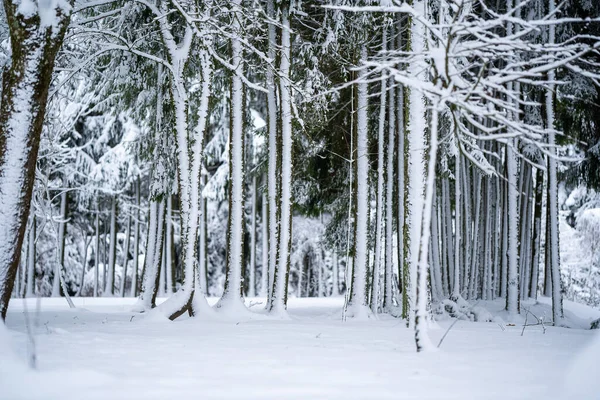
1, 0, 600, 398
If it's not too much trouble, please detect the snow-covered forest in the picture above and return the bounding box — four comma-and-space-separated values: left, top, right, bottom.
1, 0, 600, 398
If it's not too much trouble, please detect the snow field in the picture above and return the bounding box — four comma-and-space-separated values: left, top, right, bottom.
1, 297, 599, 400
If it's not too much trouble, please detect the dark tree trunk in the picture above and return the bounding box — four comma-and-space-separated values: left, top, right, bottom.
0, 3, 71, 320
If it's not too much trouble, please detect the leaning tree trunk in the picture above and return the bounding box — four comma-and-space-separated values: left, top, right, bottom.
0, 2, 71, 320
138, 199, 166, 310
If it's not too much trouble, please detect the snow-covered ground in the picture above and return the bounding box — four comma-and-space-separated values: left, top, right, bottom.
1, 296, 599, 400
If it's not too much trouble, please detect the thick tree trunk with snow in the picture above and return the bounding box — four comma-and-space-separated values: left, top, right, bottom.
546, 0, 563, 324
372, 29, 387, 314
266, 0, 280, 303
219, 6, 246, 311
269, 3, 293, 314
0, 1, 71, 319
347, 45, 371, 318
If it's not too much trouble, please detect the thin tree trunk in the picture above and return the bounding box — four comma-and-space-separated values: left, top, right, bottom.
26, 215, 36, 297
131, 178, 140, 297
261, 189, 268, 297
384, 71, 396, 311
248, 175, 257, 297
165, 194, 174, 294
52, 191, 68, 297
105, 196, 117, 296
530, 168, 544, 299
120, 214, 131, 297
94, 208, 100, 297
198, 174, 208, 294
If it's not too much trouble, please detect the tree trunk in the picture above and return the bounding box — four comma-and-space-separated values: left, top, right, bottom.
219, 5, 246, 311
384, 70, 396, 311
94, 208, 100, 297
120, 214, 131, 297
105, 196, 117, 296
347, 45, 371, 318
261, 189, 268, 297
0, 1, 72, 320
26, 216, 36, 297
52, 190, 68, 297
131, 178, 140, 297
372, 29, 388, 315
248, 175, 257, 297
530, 168, 544, 299
269, 2, 293, 314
